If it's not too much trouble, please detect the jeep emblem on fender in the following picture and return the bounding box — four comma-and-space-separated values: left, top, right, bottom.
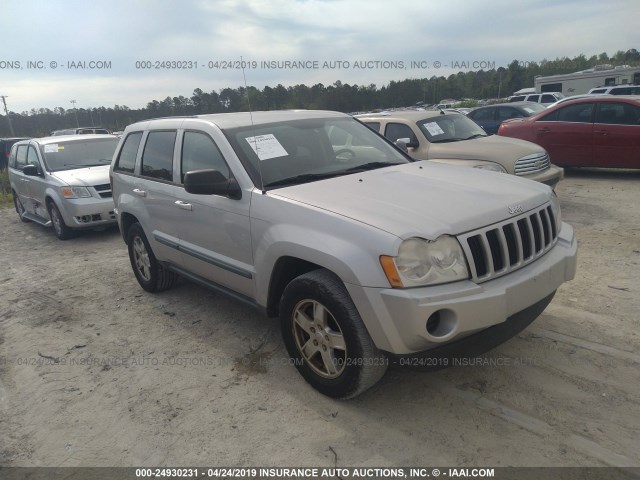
508, 204, 523, 215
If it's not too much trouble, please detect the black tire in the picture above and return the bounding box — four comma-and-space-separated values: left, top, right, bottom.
47, 201, 74, 240
127, 223, 178, 292
13, 193, 30, 223
280, 269, 388, 399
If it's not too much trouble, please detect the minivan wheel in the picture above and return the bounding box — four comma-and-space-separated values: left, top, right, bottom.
47, 201, 74, 240
13, 194, 30, 223
280, 269, 388, 399
127, 223, 178, 292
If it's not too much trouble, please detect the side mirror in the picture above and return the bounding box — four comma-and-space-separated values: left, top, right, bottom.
184, 169, 242, 199
23, 164, 41, 176
395, 138, 419, 151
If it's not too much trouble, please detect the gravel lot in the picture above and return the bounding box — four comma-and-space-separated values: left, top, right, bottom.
0, 169, 639, 468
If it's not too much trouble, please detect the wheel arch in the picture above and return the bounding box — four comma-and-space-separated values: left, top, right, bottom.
266, 256, 323, 317
119, 212, 140, 244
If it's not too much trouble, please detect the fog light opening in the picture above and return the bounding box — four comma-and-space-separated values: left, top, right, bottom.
426, 309, 457, 338
426, 312, 441, 335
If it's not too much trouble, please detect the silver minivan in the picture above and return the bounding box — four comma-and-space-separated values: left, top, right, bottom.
8, 135, 119, 239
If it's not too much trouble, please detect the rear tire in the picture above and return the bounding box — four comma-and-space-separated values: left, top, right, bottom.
127, 223, 178, 292
280, 269, 388, 399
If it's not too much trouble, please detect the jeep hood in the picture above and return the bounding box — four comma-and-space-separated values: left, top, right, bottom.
50, 165, 111, 186
428, 134, 544, 168
271, 162, 551, 238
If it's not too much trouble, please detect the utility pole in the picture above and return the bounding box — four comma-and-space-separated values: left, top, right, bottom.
70, 99, 79, 127
0, 95, 16, 136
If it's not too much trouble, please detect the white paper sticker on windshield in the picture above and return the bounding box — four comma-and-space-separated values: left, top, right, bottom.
424, 122, 445, 136
44, 144, 59, 153
245, 134, 288, 161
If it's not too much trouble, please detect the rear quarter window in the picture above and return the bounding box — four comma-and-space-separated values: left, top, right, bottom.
114, 132, 143, 173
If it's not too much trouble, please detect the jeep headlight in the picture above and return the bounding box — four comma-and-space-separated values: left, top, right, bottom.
61, 186, 92, 198
380, 236, 469, 288
550, 192, 562, 233
473, 163, 506, 173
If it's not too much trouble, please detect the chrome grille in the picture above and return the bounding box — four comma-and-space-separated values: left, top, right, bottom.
93, 183, 112, 198
458, 203, 558, 283
515, 152, 550, 175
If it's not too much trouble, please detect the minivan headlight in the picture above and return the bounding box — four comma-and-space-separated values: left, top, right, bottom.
61, 186, 92, 198
380, 236, 469, 288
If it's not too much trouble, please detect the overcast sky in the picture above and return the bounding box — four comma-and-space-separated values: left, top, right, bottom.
1, 0, 638, 113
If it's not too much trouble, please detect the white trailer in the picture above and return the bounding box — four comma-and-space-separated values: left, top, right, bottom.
534, 65, 640, 96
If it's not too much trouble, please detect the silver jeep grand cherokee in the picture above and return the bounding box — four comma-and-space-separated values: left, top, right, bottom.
110, 110, 577, 399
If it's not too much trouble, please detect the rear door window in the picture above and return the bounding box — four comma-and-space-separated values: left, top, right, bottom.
596, 102, 640, 125
140, 131, 177, 182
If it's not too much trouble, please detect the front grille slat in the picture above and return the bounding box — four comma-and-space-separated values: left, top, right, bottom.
459, 202, 560, 283
93, 183, 112, 199
514, 153, 551, 176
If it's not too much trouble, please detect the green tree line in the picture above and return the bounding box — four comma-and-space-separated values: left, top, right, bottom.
2, 49, 639, 137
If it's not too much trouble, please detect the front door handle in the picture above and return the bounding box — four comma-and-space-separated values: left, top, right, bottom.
594, 130, 608, 136
174, 200, 192, 211
537, 127, 550, 133
132, 188, 147, 197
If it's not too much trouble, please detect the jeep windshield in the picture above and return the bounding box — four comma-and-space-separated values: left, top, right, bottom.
40, 137, 119, 172
418, 115, 487, 143
224, 117, 409, 189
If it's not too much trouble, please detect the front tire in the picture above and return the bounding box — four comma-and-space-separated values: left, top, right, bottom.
47, 201, 74, 240
127, 223, 178, 292
280, 269, 388, 399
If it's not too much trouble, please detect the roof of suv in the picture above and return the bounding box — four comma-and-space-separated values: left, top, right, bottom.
356, 110, 458, 121
128, 110, 349, 130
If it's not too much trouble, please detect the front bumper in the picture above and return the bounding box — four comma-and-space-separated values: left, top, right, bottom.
522, 164, 564, 189
58, 197, 117, 229
345, 222, 577, 355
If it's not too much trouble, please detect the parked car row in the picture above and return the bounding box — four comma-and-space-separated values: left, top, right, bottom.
7, 109, 578, 399
508, 92, 565, 106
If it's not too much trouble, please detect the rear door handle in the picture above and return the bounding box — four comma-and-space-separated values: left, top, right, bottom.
594, 130, 608, 135
174, 200, 192, 211
132, 188, 147, 197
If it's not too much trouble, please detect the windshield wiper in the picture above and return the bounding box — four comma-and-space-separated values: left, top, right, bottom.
430, 138, 467, 143
264, 162, 404, 188
342, 161, 403, 173
462, 134, 486, 140
264, 172, 344, 188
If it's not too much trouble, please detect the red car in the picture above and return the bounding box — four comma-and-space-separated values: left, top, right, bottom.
498, 96, 640, 168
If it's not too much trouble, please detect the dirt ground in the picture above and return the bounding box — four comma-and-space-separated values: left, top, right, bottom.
0, 168, 639, 469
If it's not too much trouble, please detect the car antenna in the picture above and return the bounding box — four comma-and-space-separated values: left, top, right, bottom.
241, 56, 267, 194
